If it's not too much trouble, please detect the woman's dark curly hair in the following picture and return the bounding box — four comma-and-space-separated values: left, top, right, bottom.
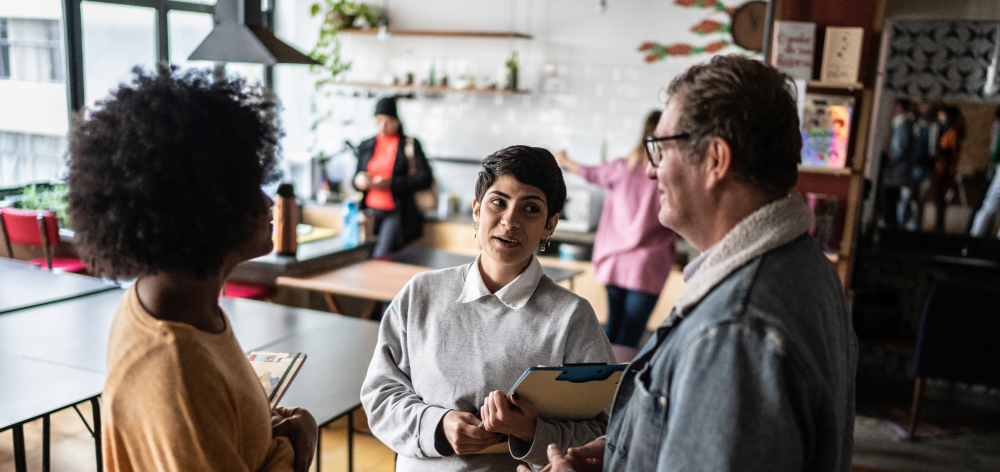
474, 145, 566, 220
67, 65, 282, 279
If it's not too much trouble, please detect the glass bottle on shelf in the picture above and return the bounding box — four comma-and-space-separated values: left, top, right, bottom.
504, 51, 519, 92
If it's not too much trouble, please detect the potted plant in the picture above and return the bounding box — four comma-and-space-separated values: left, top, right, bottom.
309, 1, 384, 86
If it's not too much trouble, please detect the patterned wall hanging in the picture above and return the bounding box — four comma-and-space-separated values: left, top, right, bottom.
637, 0, 757, 62
884, 20, 1000, 103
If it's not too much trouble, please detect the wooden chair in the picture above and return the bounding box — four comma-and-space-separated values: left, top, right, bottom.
0, 208, 88, 274
907, 278, 1000, 440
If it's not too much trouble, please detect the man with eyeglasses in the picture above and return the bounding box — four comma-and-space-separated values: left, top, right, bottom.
522, 56, 857, 471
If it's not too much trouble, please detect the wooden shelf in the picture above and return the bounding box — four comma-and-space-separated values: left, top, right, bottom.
341, 28, 532, 39
331, 81, 526, 95
807, 81, 864, 91
798, 166, 853, 176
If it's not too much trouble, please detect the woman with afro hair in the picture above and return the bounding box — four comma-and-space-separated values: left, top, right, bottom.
67, 65, 317, 472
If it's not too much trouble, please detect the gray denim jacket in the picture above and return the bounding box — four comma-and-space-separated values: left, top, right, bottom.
604, 195, 858, 471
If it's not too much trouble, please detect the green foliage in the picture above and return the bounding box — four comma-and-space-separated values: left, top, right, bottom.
308, 1, 382, 138
309, 0, 383, 87
18, 183, 69, 228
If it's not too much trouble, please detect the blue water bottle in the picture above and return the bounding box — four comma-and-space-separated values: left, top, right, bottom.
342, 200, 359, 247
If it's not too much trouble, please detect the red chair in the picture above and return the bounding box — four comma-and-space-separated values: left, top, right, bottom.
0, 208, 88, 274
222, 280, 278, 301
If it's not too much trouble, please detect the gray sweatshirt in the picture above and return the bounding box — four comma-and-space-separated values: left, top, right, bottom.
361, 256, 617, 472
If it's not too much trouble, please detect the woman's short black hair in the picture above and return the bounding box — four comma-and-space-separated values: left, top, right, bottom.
474, 145, 566, 220
67, 65, 282, 279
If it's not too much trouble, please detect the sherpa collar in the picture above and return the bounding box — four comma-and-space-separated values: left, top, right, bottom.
674, 194, 814, 316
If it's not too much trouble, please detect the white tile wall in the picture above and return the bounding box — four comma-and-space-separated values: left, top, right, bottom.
274, 0, 760, 205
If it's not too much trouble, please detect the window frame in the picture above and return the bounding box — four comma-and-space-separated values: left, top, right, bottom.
0, 18, 9, 79
62, 0, 276, 113
0, 17, 66, 82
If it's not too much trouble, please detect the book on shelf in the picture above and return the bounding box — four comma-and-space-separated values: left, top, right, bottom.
770, 21, 816, 80
805, 193, 838, 252
248, 351, 307, 408
819, 27, 864, 84
800, 94, 855, 169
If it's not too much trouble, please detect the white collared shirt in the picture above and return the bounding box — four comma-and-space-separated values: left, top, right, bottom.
456, 253, 545, 310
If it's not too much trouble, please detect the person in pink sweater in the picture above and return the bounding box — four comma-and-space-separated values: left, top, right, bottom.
556, 111, 677, 348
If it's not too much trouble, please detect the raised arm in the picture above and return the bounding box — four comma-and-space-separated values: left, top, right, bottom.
555, 151, 626, 189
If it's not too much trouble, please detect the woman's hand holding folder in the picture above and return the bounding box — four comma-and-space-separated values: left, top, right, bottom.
480, 390, 538, 442
436, 411, 504, 455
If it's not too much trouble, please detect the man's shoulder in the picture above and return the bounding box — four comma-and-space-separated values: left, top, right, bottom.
679, 235, 847, 348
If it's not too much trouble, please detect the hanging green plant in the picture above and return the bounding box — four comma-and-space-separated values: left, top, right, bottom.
309, 0, 384, 87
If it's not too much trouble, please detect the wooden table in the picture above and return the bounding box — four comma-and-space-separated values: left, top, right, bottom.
277, 259, 430, 317
0, 263, 118, 314
0, 289, 379, 472
276, 247, 584, 318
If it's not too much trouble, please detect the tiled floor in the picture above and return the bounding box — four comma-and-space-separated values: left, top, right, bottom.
3, 401, 999, 472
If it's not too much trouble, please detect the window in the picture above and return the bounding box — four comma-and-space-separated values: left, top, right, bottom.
0, 17, 64, 82
0, 1, 69, 188
0, 19, 9, 79
81, 2, 157, 105
168, 10, 213, 70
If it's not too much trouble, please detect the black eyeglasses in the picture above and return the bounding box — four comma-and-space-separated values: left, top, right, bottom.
643, 133, 690, 167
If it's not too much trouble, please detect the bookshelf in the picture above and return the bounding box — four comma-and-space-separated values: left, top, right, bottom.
774, 0, 883, 289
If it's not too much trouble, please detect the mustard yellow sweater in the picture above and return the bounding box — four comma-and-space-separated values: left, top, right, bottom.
102, 286, 294, 472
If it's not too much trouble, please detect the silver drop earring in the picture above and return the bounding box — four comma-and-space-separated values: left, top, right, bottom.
540, 237, 551, 252
473, 222, 479, 238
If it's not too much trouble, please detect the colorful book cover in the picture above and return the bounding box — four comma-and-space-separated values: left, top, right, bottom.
248, 351, 305, 405
801, 94, 854, 169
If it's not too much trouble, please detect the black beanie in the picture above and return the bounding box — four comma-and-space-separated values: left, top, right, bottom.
374, 97, 398, 118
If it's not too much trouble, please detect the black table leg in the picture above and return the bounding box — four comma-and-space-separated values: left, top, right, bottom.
348, 412, 354, 472
43, 414, 50, 472
91, 397, 103, 472
13, 423, 27, 472
316, 424, 322, 472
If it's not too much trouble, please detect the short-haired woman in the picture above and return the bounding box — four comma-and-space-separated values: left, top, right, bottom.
68, 66, 317, 472
556, 111, 677, 348
353, 96, 433, 257
361, 146, 616, 471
